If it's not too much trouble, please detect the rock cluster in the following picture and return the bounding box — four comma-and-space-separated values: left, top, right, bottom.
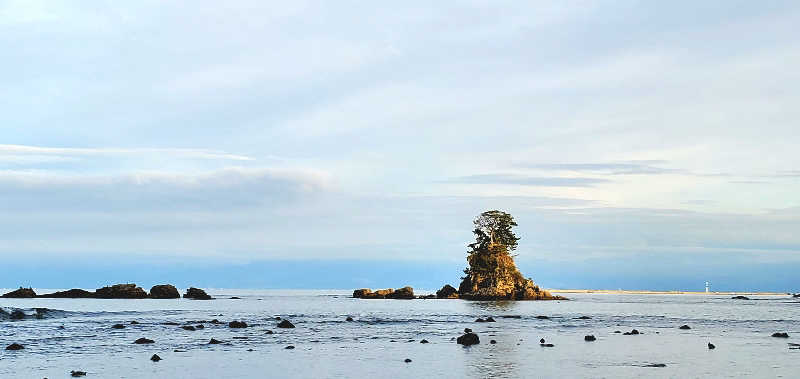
352, 287, 415, 299
39, 289, 95, 298
183, 287, 212, 300
2, 287, 36, 298
149, 285, 180, 299
95, 284, 148, 299
436, 284, 459, 299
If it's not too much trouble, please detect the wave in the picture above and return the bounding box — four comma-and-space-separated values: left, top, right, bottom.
0, 307, 73, 320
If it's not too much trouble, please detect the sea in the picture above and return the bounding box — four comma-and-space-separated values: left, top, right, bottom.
1, 289, 798, 378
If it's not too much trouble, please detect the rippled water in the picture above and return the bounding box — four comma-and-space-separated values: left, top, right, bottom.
1, 289, 798, 378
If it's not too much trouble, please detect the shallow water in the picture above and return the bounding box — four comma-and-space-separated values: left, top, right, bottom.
1, 289, 798, 378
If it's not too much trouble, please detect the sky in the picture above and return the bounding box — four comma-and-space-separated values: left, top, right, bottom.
1, 1, 799, 291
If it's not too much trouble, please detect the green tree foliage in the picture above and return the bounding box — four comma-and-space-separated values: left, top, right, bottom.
468, 210, 520, 252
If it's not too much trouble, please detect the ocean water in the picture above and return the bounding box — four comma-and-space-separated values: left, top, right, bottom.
1, 289, 798, 378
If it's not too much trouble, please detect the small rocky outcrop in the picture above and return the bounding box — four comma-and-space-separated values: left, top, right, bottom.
386, 286, 414, 299
771, 332, 789, 338
112, 324, 126, 329
352, 288, 398, 299
95, 284, 148, 299
285, 345, 295, 349
679, 325, 691, 330
277, 320, 295, 328
150, 354, 162, 362
623, 329, 640, 335
183, 287, 212, 300
10, 310, 26, 320
70, 371, 87, 377
209, 338, 223, 344
229, 321, 248, 328
134, 337, 155, 344
731, 295, 750, 300
39, 289, 95, 298
346, 316, 354, 322
708, 343, 716, 349
149, 285, 180, 299
6, 343, 24, 350
457, 332, 480, 346
352, 289, 372, 298
2, 287, 36, 298
436, 284, 459, 299
584, 335, 596, 341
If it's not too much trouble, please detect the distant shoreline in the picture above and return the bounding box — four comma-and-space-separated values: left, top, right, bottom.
548, 289, 790, 296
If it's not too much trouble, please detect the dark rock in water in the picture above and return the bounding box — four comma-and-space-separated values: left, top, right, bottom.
679, 325, 691, 330
475, 318, 486, 322
229, 297, 241, 299
731, 295, 750, 300
436, 284, 459, 299
793, 293, 800, 298
457, 332, 480, 346
181, 325, 196, 331
623, 329, 640, 335
39, 289, 94, 298
265, 330, 274, 334
196, 324, 205, 329
163, 322, 179, 326
96, 283, 147, 299
500, 315, 522, 319
644, 363, 667, 368
490, 339, 497, 344
535, 315, 550, 320
277, 320, 295, 329
150, 354, 161, 362
10, 310, 25, 320
6, 343, 24, 350
346, 316, 354, 322
419, 294, 436, 299
614, 331, 621, 334
708, 343, 716, 349
59, 325, 65, 329
210, 319, 221, 324
149, 285, 180, 299
540, 343, 555, 347
133, 338, 154, 344
540, 338, 545, 343
772, 332, 790, 338
584, 335, 596, 342
70, 371, 87, 377
229, 321, 248, 328
183, 287, 212, 300
112, 324, 126, 329
464, 328, 472, 333
404, 358, 412, 363
247, 348, 254, 352
209, 338, 223, 344
285, 345, 295, 350
352, 288, 372, 298
485, 317, 496, 322
130, 321, 140, 325
274, 316, 282, 320
387, 286, 415, 299
420, 339, 429, 344
2, 287, 36, 298
577, 316, 591, 319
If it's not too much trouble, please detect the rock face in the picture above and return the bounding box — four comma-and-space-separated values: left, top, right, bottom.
386, 286, 414, 299
2, 287, 36, 298
458, 244, 565, 301
183, 287, 212, 300
436, 284, 459, 299
38, 289, 95, 298
6, 343, 24, 350
149, 285, 180, 299
95, 284, 148, 299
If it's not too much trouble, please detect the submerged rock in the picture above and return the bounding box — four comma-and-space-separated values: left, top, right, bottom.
95, 284, 147, 299
149, 285, 180, 299
112, 324, 126, 329
577, 316, 592, 320
404, 358, 412, 363
285, 345, 295, 350
2, 287, 36, 298
485, 317, 496, 322
5, 343, 24, 350
731, 295, 750, 300
183, 287, 212, 300
708, 343, 716, 349
150, 354, 162, 362
644, 363, 667, 368
181, 325, 196, 331
10, 310, 25, 320
490, 339, 497, 344
535, 316, 550, 320
772, 332, 790, 338
346, 316, 354, 322
475, 318, 486, 322
623, 329, 640, 335
420, 339, 429, 344
679, 325, 691, 330
457, 332, 480, 346
540, 343, 555, 347
70, 371, 87, 377
436, 284, 459, 299
209, 338, 223, 344
229, 321, 248, 328
277, 320, 295, 328
584, 335, 596, 341
133, 337, 154, 344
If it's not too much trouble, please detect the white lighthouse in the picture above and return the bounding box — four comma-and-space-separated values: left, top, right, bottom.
705, 281, 710, 293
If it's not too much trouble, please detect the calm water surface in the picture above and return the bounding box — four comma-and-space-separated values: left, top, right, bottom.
1, 289, 798, 378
